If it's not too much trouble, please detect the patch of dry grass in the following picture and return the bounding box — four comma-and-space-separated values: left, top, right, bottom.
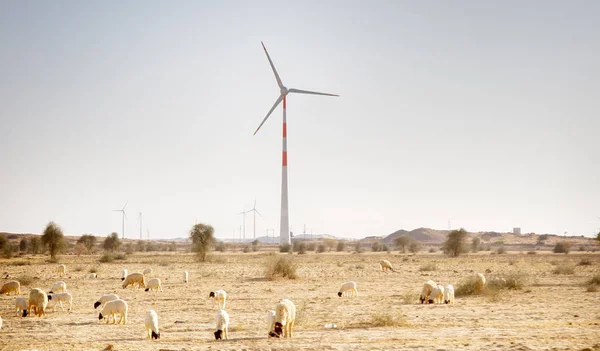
369, 311, 410, 327
419, 263, 437, 272
264, 255, 298, 280
552, 265, 575, 275
18, 274, 36, 286
577, 258, 593, 266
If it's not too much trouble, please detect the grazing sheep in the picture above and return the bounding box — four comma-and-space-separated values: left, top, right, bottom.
379, 259, 394, 272
266, 310, 276, 337
16, 297, 28, 317
99, 299, 128, 324
121, 268, 128, 281
270, 299, 296, 338
144, 310, 160, 340
444, 284, 455, 304
143, 268, 153, 276
122, 273, 146, 289
476, 273, 487, 293
183, 270, 189, 283
48, 292, 72, 312
28, 288, 51, 317
49, 281, 67, 294
145, 278, 163, 292
57, 264, 66, 277
337, 281, 358, 297
93, 294, 120, 309
214, 309, 229, 340
87, 273, 97, 279
209, 289, 227, 309
0, 280, 21, 295
420, 280, 437, 304
429, 284, 445, 304
3, 274, 13, 279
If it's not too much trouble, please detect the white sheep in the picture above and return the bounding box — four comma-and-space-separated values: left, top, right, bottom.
94, 294, 120, 309
338, 281, 358, 297
266, 310, 276, 337
0, 280, 21, 295
87, 273, 97, 279
183, 270, 189, 283
476, 273, 486, 293
3, 274, 13, 279
145, 278, 163, 292
420, 280, 437, 304
144, 310, 160, 340
16, 297, 28, 317
214, 309, 229, 340
143, 268, 153, 276
379, 259, 394, 272
99, 299, 128, 324
48, 292, 72, 312
49, 281, 67, 294
270, 299, 296, 338
121, 268, 128, 281
429, 284, 445, 304
28, 288, 51, 317
209, 289, 227, 309
444, 284, 455, 304
122, 273, 146, 289
57, 264, 66, 277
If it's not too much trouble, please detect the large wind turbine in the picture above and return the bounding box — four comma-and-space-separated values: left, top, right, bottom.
246, 198, 262, 240
113, 201, 128, 239
237, 206, 248, 242
253, 42, 338, 245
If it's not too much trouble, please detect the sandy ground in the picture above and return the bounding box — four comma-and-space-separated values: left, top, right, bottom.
0, 251, 599, 351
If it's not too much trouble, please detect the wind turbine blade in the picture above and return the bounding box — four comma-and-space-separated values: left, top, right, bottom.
123, 211, 128, 220
113, 209, 121, 212
255, 209, 263, 218
261, 41, 283, 89
253, 94, 283, 135
253, 198, 256, 209
122, 201, 128, 210
288, 88, 339, 97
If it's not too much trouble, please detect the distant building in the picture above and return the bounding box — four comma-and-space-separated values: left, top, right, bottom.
513, 227, 521, 235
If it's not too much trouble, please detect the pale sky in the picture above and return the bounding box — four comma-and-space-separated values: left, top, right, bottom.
1, 1, 598, 241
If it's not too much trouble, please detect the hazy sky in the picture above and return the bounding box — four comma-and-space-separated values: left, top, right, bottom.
1, 1, 598, 241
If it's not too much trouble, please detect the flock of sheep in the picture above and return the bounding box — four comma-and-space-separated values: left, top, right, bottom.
0, 258, 490, 343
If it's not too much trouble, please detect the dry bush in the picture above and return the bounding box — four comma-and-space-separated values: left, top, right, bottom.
419, 263, 437, 272
205, 255, 227, 264
369, 311, 409, 327
578, 258, 593, 266
9, 260, 30, 266
553, 241, 571, 254
89, 267, 98, 273
99, 253, 114, 263
455, 275, 480, 297
158, 261, 169, 266
552, 265, 575, 275
264, 255, 298, 280
74, 266, 83, 272
588, 275, 600, 286
19, 275, 36, 286
587, 285, 599, 292
527, 251, 537, 255
488, 273, 526, 290
398, 292, 418, 304
496, 246, 507, 254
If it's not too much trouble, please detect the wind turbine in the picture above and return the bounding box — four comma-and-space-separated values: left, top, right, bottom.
237, 206, 248, 242
253, 41, 339, 246
246, 198, 263, 240
113, 201, 128, 239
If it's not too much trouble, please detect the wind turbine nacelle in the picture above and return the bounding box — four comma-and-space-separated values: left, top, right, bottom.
280, 86, 289, 95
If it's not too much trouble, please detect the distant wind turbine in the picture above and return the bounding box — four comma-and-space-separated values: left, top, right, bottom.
237, 206, 248, 241
253, 41, 338, 246
246, 198, 263, 240
113, 201, 128, 239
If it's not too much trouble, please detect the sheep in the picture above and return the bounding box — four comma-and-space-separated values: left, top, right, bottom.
93, 293, 120, 309
16, 297, 28, 317
337, 281, 358, 297
429, 284, 445, 304
145, 278, 163, 292
476, 273, 487, 293
144, 310, 160, 340
379, 259, 394, 272
266, 310, 276, 337
270, 299, 296, 338
3, 274, 13, 279
209, 289, 227, 309
57, 264, 66, 277
214, 309, 229, 340
122, 273, 146, 289
0, 280, 21, 295
48, 292, 72, 312
183, 270, 189, 283
420, 280, 437, 304
99, 299, 128, 324
49, 281, 67, 294
28, 288, 51, 317
444, 284, 455, 304
143, 268, 153, 276
121, 268, 128, 281
87, 273, 97, 279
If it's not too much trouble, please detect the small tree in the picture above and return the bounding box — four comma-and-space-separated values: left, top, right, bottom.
354, 241, 362, 253
77, 234, 97, 253
136, 240, 146, 252
189, 223, 215, 262
336, 240, 345, 252
409, 241, 421, 253
103, 232, 121, 252
19, 238, 28, 252
553, 241, 571, 254
471, 237, 481, 253
596, 231, 600, 244
0, 235, 7, 251
29, 237, 41, 254
395, 236, 412, 253
41, 221, 65, 259
73, 243, 87, 255
371, 241, 383, 252
442, 228, 468, 257
324, 239, 337, 252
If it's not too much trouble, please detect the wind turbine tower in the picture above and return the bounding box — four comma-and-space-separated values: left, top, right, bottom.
253, 42, 338, 246
238, 206, 248, 241
247, 199, 263, 240
113, 201, 128, 239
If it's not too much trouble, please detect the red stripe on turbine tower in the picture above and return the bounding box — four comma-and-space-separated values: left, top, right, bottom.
282, 151, 287, 166
283, 123, 287, 137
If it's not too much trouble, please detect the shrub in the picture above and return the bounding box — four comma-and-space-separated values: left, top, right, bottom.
552, 265, 575, 275
77, 234, 97, 253
553, 241, 571, 254
336, 241, 345, 252
89, 267, 98, 273
588, 275, 600, 286
136, 240, 146, 252
264, 255, 298, 280
428, 248, 436, 253
371, 242, 383, 252
279, 244, 291, 253
497, 246, 506, 255
419, 263, 437, 272
307, 243, 316, 251
9, 260, 30, 266
99, 253, 114, 263
578, 258, 592, 266
395, 236, 412, 253
41, 221, 65, 259
215, 242, 227, 252
487, 273, 525, 290
296, 242, 307, 254
114, 253, 126, 260
579, 245, 586, 252
587, 285, 599, 292
354, 241, 362, 253
442, 228, 469, 257
409, 241, 421, 253
3, 244, 18, 259
29, 237, 41, 254
317, 244, 327, 253
124, 243, 134, 255
243, 245, 251, 253
527, 251, 536, 255
103, 233, 121, 252
19, 238, 28, 252
74, 266, 83, 272
455, 275, 482, 296
471, 237, 481, 252
19, 275, 36, 286
73, 243, 88, 255
190, 223, 215, 262
369, 311, 409, 327
0, 235, 6, 251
